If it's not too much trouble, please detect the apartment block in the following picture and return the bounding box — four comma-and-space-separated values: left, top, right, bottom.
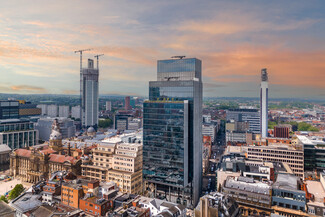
82, 141, 143, 194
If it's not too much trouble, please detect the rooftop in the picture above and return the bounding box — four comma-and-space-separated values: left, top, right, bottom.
273, 174, 301, 191
10, 193, 42, 213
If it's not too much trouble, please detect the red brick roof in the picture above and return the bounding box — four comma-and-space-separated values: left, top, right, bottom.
40, 149, 56, 154
15, 149, 32, 158
49, 154, 76, 164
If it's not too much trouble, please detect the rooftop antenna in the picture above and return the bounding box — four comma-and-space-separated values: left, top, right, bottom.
94, 54, 104, 70
74, 48, 92, 127
171, 56, 186, 59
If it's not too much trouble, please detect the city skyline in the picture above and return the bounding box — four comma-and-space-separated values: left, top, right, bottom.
0, 1, 325, 99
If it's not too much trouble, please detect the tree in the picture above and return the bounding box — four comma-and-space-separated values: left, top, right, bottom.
0, 195, 8, 203
98, 118, 113, 129
8, 184, 24, 200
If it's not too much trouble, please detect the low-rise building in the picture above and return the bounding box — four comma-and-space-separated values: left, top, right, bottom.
222, 176, 273, 216
272, 174, 307, 216
194, 192, 240, 217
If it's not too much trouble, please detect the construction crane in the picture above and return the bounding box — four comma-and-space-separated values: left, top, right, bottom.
74, 48, 92, 70
94, 54, 104, 70
74, 48, 92, 127
171, 56, 186, 59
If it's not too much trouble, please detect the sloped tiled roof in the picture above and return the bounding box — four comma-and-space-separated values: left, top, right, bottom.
15, 149, 32, 158
49, 154, 76, 164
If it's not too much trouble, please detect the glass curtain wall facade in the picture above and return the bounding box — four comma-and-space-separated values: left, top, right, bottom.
0, 119, 38, 149
143, 58, 202, 207
81, 59, 99, 129
0, 101, 19, 120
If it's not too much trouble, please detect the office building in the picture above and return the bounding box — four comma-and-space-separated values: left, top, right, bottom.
81, 138, 143, 194
0, 100, 19, 119
202, 123, 217, 142
247, 145, 304, 178
47, 104, 58, 117
106, 101, 112, 112
59, 105, 69, 118
226, 121, 250, 143
296, 135, 325, 172
272, 174, 306, 214
114, 113, 132, 131
222, 176, 273, 216
143, 57, 203, 207
71, 105, 81, 119
260, 68, 269, 138
37, 104, 48, 116
274, 126, 290, 138
125, 96, 131, 111
81, 59, 99, 128
128, 118, 142, 131
35, 117, 76, 141
18, 101, 41, 117
0, 119, 38, 149
226, 109, 260, 133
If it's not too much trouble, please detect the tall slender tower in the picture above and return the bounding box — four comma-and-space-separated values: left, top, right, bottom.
81, 59, 99, 129
143, 57, 203, 207
260, 68, 268, 138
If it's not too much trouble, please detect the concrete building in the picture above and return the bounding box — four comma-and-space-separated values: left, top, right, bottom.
306, 179, 325, 216
35, 117, 75, 141
125, 96, 131, 111
194, 192, 240, 217
143, 57, 203, 207
0, 144, 11, 165
0, 119, 38, 150
222, 176, 273, 216
247, 145, 304, 178
106, 101, 112, 112
59, 105, 69, 118
260, 68, 269, 138
9, 193, 42, 217
128, 118, 142, 131
81, 59, 99, 128
272, 174, 307, 215
202, 123, 217, 142
37, 104, 48, 116
71, 105, 81, 120
47, 105, 58, 117
82, 137, 143, 194
226, 109, 260, 134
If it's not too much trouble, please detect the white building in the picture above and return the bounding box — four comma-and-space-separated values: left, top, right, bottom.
47, 105, 58, 118
202, 123, 217, 142
37, 104, 48, 116
71, 105, 81, 119
58, 105, 69, 118
81, 59, 99, 128
106, 101, 112, 111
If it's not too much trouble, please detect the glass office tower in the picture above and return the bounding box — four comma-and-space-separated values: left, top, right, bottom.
143, 58, 202, 207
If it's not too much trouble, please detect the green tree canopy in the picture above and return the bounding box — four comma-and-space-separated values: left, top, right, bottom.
8, 184, 24, 200
0, 195, 8, 203
98, 118, 113, 129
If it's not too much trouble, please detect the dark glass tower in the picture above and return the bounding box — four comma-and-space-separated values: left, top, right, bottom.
143, 57, 202, 207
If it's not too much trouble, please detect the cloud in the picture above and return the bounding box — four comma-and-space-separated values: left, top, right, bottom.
62, 89, 78, 95
11, 85, 47, 93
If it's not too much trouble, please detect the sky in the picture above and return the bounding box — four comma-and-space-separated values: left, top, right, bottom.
0, 0, 325, 99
